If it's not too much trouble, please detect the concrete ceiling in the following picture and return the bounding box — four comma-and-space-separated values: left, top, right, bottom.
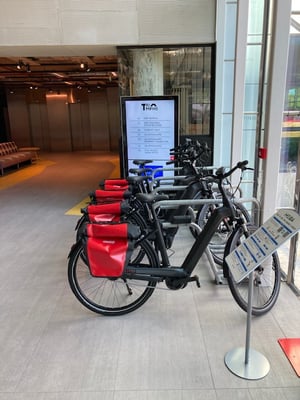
0, 46, 119, 90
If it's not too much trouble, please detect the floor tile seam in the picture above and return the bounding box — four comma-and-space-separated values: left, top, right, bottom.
213, 382, 300, 391
110, 317, 126, 392
110, 388, 219, 398
267, 307, 290, 340
0, 388, 222, 395
13, 287, 68, 392
191, 283, 217, 391
270, 281, 300, 337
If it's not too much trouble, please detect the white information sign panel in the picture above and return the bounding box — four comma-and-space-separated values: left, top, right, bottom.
225, 209, 300, 283
121, 96, 178, 176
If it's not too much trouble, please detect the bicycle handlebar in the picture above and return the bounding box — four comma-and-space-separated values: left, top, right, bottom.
213, 160, 250, 180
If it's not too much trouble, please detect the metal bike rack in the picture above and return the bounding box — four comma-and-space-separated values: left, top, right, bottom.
154, 197, 261, 284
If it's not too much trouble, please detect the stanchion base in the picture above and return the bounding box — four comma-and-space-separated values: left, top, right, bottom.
225, 347, 270, 380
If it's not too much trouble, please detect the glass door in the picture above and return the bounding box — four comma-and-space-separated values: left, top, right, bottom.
276, 1, 300, 293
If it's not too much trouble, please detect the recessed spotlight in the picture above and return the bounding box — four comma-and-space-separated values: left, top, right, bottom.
16, 60, 25, 70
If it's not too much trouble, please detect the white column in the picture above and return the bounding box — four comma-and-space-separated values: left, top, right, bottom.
214, 0, 240, 168
261, 0, 292, 221
231, 0, 249, 171
132, 49, 164, 96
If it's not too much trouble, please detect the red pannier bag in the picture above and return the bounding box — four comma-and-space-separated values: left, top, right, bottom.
84, 222, 141, 277
99, 178, 129, 191
84, 201, 130, 223
90, 189, 131, 204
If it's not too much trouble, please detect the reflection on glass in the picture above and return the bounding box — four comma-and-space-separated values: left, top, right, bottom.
118, 46, 214, 143
277, 1, 300, 291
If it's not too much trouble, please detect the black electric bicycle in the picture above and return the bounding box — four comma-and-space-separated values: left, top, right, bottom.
68, 161, 281, 317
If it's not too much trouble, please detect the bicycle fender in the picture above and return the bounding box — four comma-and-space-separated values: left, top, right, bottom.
68, 240, 83, 259
222, 223, 257, 278
222, 224, 244, 278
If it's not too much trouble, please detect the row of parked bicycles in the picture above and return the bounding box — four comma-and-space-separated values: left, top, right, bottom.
67, 139, 281, 317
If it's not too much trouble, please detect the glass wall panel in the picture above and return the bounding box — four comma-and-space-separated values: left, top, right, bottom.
118, 45, 214, 161
224, 4, 237, 60
276, 2, 300, 293
240, 0, 265, 204
245, 45, 261, 84
222, 62, 234, 114
244, 84, 259, 111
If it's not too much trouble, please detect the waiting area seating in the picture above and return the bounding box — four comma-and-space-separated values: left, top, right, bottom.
0, 141, 35, 175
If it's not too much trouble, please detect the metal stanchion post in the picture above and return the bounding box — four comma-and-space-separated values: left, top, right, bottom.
224, 271, 270, 380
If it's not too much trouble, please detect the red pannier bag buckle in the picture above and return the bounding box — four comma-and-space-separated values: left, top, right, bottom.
85, 222, 141, 277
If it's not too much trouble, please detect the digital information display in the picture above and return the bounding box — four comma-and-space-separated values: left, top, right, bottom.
121, 96, 178, 177
225, 208, 300, 283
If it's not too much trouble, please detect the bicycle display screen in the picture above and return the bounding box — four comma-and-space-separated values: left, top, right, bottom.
121, 95, 179, 177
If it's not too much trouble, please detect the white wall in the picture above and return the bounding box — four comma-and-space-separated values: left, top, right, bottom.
0, 0, 216, 56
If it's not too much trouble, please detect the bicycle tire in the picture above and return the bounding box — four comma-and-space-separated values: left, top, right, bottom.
68, 238, 159, 316
195, 201, 251, 266
224, 224, 281, 316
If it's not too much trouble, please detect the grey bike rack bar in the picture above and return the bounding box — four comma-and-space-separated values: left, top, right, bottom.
150, 165, 221, 189
152, 185, 187, 194
154, 197, 261, 225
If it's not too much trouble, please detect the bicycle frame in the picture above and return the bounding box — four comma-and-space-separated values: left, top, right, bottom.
122, 204, 234, 284
122, 161, 253, 285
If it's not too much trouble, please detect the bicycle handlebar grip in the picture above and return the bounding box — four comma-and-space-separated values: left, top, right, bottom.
237, 160, 248, 169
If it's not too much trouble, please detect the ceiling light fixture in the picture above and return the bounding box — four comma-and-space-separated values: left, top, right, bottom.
80, 62, 91, 72
16, 60, 25, 70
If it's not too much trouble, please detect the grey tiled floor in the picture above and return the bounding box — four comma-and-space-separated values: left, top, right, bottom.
0, 152, 299, 399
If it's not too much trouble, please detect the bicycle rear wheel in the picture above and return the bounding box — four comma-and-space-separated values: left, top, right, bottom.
225, 224, 281, 316
68, 238, 159, 316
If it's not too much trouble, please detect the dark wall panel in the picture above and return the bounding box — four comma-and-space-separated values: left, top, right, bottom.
69, 102, 91, 151
6, 88, 120, 152
46, 94, 72, 151
7, 93, 31, 146
29, 103, 50, 150
89, 91, 110, 151
107, 87, 121, 151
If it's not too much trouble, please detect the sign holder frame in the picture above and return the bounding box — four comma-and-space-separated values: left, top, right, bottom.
224, 208, 300, 380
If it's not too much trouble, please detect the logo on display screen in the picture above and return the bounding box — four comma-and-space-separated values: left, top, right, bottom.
141, 103, 158, 111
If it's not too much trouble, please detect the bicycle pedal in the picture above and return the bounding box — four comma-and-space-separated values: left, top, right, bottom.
188, 275, 201, 288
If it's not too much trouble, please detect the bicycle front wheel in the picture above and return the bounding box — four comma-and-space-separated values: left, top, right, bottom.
196, 201, 251, 266
68, 238, 159, 316
225, 225, 281, 316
